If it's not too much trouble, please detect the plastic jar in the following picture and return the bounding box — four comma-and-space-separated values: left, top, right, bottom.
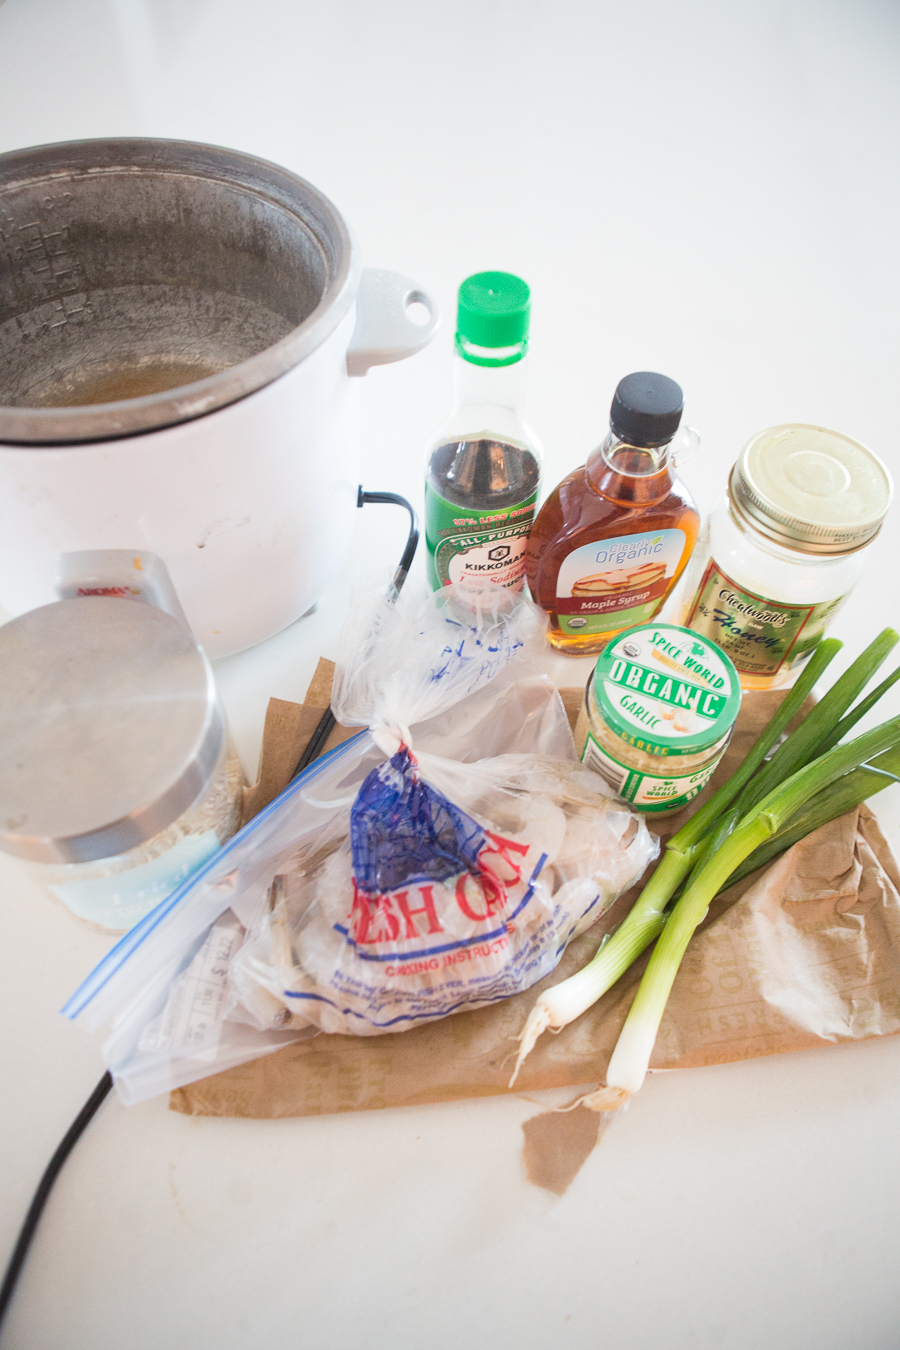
0, 595, 245, 930
677, 424, 893, 689
573, 622, 741, 815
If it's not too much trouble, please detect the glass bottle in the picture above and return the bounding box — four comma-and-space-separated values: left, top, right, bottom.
526, 372, 700, 655
425, 272, 542, 592
677, 424, 894, 689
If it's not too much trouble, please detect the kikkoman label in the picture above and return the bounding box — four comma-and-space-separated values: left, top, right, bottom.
685, 560, 850, 678
555, 528, 687, 635
425, 485, 537, 591
592, 622, 741, 757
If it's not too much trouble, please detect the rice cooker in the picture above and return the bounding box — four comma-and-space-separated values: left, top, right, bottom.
0, 138, 439, 657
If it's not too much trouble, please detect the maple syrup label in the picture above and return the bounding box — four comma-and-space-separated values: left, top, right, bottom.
684, 560, 849, 678
555, 528, 687, 635
425, 485, 538, 591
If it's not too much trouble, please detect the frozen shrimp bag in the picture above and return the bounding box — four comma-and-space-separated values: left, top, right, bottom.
232, 582, 657, 1035
64, 581, 657, 1100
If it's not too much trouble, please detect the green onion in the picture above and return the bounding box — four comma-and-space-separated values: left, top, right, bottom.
668, 636, 843, 855
728, 629, 898, 818
509, 638, 840, 1083
724, 742, 900, 890
817, 664, 900, 754
586, 715, 900, 1109
511, 631, 900, 1085
509, 852, 677, 1082
687, 644, 900, 893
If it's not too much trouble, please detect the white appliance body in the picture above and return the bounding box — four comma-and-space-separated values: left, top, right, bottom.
0, 141, 439, 657
0, 308, 364, 658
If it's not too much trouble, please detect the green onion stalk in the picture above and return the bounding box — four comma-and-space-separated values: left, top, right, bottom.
584, 714, 900, 1110
509, 630, 899, 1086
725, 741, 900, 890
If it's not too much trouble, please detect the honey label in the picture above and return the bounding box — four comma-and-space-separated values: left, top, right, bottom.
555, 528, 687, 635
684, 560, 849, 678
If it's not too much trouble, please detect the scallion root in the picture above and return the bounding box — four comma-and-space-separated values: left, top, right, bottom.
509, 1005, 553, 1085
580, 1084, 632, 1112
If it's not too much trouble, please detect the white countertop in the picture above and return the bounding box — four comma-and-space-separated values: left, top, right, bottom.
2, 2, 900, 1347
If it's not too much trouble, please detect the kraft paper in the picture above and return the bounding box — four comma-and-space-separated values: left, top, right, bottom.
172, 669, 900, 1192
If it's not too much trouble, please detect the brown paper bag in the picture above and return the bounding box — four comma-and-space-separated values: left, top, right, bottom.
172, 672, 900, 1132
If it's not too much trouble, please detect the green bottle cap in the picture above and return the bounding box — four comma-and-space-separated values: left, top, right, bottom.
592, 623, 741, 757
456, 271, 530, 367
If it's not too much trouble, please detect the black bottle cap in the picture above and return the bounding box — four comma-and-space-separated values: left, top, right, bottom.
610, 372, 684, 448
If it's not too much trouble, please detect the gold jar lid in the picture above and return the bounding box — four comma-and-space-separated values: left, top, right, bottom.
730, 424, 893, 555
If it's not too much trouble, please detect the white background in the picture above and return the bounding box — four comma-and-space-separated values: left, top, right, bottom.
1, 2, 900, 1347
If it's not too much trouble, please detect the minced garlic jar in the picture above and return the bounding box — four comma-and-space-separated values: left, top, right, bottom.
574, 622, 741, 815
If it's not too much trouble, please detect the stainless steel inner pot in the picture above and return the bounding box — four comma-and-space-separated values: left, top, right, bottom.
0, 138, 356, 444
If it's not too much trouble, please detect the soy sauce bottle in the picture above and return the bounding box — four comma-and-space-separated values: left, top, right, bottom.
425, 272, 542, 591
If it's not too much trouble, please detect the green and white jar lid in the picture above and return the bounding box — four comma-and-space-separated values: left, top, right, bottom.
592, 622, 741, 757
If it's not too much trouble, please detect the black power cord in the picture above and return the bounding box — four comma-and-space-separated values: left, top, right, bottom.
290, 488, 419, 780
0, 487, 419, 1335
0, 1070, 114, 1335
357, 488, 419, 602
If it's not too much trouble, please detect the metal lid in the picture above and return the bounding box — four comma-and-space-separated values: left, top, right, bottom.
591, 623, 741, 757
0, 597, 223, 864
730, 424, 893, 555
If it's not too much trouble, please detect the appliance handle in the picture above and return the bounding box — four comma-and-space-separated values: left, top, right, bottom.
346, 268, 440, 376
55, 550, 191, 629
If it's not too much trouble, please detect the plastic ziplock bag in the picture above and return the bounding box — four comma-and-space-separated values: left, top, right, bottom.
63, 582, 657, 1103
232, 747, 657, 1036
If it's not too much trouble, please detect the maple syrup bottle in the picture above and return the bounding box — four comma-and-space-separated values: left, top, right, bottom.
526, 372, 700, 654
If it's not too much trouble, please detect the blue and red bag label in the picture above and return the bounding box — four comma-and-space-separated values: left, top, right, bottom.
276, 747, 598, 1032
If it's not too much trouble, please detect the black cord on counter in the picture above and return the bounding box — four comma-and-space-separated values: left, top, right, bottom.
290, 488, 419, 781
0, 487, 419, 1332
0, 1070, 114, 1335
